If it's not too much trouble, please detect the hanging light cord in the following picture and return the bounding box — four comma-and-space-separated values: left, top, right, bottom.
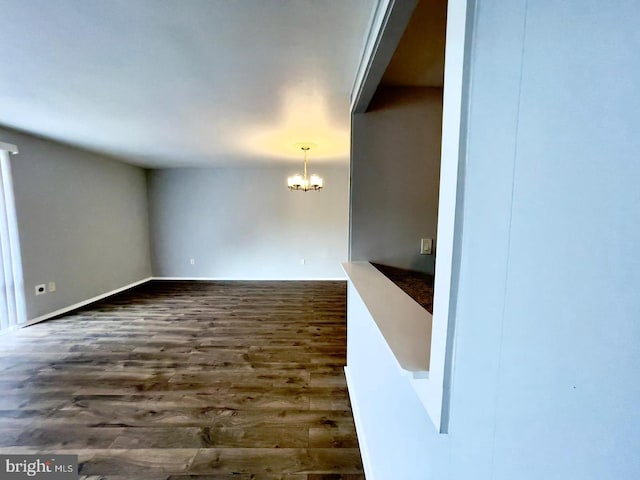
302, 146, 309, 181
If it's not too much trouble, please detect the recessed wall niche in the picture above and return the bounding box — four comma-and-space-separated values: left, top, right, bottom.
350, 0, 447, 306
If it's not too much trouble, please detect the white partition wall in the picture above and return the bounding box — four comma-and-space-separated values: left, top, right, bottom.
345, 282, 441, 480
346, 0, 640, 479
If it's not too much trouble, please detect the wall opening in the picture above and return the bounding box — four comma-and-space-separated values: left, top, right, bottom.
347, 0, 473, 432
350, 0, 447, 310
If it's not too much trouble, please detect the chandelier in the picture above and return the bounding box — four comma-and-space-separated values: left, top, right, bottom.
287, 145, 323, 191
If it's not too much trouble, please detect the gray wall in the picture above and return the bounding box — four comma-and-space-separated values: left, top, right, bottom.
349, 1, 640, 478
148, 165, 349, 279
0, 127, 152, 321
350, 86, 442, 273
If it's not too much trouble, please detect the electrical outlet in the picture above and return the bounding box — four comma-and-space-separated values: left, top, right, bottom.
35, 284, 46, 296
300, 259, 306, 265
420, 238, 433, 255
190, 258, 195, 265
48, 281, 56, 292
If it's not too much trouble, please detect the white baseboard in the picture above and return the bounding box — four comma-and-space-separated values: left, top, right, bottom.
344, 366, 376, 480
24, 277, 153, 327
151, 276, 347, 281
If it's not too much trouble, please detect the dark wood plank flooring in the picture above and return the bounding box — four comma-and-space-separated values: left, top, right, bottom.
0, 280, 364, 479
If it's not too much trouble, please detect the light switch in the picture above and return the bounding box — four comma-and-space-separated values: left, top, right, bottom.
420, 238, 433, 255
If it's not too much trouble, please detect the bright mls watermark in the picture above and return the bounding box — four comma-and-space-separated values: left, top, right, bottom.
0, 455, 77, 479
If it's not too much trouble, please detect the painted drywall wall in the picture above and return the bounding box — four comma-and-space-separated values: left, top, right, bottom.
347, 1, 640, 479
148, 165, 349, 279
462, 1, 640, 477
350, 86, 442, 274
0, 127, 152, 321
346, 285, 444, 479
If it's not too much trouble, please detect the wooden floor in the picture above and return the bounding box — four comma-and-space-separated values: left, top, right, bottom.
0, 280, 364, 479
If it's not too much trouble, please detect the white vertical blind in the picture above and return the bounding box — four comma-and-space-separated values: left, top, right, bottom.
0, 143, 26, 331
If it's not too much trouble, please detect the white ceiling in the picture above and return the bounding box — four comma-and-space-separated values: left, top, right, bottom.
0, 0, 374, 167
